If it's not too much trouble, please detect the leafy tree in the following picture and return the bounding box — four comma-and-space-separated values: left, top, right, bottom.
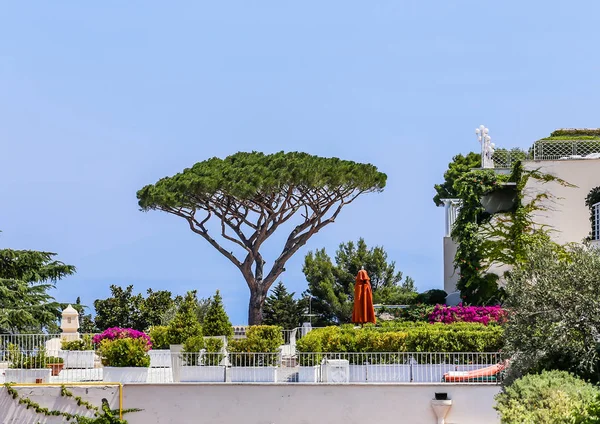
167, 290, 203, 345
203, 290, 233, 338
262, 281, 303, 329
302, 238, 415, 325
415, 289, 447, 305
93, 285, 175, 331
503, 242, 600, 384
137, 151, 387, 324
0, 249, 75, 333
433, 152, 481, 206
93, 285, 144, 331
161, 295, 210, 326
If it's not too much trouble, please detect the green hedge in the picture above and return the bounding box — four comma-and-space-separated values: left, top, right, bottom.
296, 323, 503, 355
227, 326, 283, 366
495, 370, 599, 423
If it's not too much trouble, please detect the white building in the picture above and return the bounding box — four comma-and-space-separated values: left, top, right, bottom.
442, 128, 600, 294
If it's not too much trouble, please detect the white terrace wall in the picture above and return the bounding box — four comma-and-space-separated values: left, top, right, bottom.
1, 383, 501, 424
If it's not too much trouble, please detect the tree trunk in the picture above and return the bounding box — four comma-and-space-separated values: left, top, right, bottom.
248, 288, 267, 325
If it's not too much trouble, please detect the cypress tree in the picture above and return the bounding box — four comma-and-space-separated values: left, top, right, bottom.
203, 290, 233, 337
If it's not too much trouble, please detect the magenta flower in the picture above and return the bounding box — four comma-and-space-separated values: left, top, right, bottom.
427, 304, 507, 325
93, 327, 152, 348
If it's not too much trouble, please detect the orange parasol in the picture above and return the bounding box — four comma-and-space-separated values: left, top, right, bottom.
351, 269, 376, 325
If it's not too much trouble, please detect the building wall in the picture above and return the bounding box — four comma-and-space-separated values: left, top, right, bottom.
524, 159, 600, 244
0, 383, 502, 424
443, 237, 459, 293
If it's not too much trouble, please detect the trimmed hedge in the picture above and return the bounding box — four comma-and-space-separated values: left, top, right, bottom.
296, 323, 503, 354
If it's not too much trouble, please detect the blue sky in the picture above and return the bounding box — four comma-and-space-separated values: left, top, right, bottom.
2, 2, 599, 324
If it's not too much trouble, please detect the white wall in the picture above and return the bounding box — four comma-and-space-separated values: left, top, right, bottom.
0, 385, 119, 424
0, 383, 501, 424
524, 159, 600, 244
123, 383, 501, 424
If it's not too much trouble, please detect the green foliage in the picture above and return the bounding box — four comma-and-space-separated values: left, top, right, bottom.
550, 128, 600, 138
503, 243, 600, 384
62, 335, 94, 351
303, 238, 416, 325
586, 187, 600, 240
202, 290, 233, 338
0, 249, 76, 333
148, 325, 170, 350
415, 289, 447, 305
137, 151, 387, 325
93, 285, 175, 332
166, 291, 203, 345
296, 323, 503, 356
161, 294, 210, 326
3, 383, 139, 423
98, 338, 150, 367
495, 370, 600, 424
8, 344, 47, 369
47, 356, 64, 364
228, 325, 284, 353
183, 336, 224, 366
579, 395, 600, 424
433, 152, 481, 206
262, 281, 303, 330
492, 147, 530, 168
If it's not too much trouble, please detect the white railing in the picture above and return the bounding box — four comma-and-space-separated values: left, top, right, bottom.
532, 139, 600, 161
0, 351, 502, 385
593, 202, 600, 241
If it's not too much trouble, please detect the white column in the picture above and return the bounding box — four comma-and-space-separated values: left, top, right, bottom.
441, 199, 462, 237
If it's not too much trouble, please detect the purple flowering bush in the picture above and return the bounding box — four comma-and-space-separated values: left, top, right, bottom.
94, 327, 152, 367
428, 304, 507, 325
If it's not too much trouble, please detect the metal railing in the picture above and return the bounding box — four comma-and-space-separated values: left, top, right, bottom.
532, 140, 600, 161
0, 351, 502, 384
0, 333, 98, 360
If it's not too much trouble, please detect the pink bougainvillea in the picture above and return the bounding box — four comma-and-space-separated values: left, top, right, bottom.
428, 304, 507, 325
92, 327, 152, 348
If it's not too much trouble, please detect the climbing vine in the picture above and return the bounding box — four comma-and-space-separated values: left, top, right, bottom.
452, 161, 574, 305
3, 383, 140, 423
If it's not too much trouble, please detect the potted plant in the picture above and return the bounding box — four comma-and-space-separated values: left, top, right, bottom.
46, 356, 64, 376
4, 344, 51, 383
94, 327, 152, 383
180, 336, 225, 382
227, 326, 282, 382
148, 325, 171, 368
59, 335, 95, 369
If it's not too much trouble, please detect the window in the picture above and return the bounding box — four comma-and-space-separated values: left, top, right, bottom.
593, 202, 600, 241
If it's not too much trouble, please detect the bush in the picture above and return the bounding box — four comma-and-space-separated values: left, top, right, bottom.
495, 370, 600, 424
7, 344, 47, 369
61, 335, 94, 351
183, 336, 224, 366
415, 289, 447, 306
166, 291, 203, 345
296, 323, 503, 355
227, 325, 283, 366
429, 304, 507, 325
397, 304, 435, 322
98, 337, 151, 367
148, 325, 170, 350
46, 356, 64, 364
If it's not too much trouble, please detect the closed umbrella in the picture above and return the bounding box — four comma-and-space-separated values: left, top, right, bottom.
351, 269, 376, 325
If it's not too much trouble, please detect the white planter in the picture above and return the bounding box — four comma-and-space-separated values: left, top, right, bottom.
149, 350, 171, 368
103, 367, 148, 383
59, 350, 96, 369
322, 359, 350, 383
298, 366, 320, 383
180, 366, 225, 382
4, 369, 51, 384
365, 364, 411, 382
229, 367, 277, 383
349, 365, 366, 382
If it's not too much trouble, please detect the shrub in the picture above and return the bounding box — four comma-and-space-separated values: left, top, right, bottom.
183, 335, 224, 366
203, 290, 234, 338
166, 291, 203, 345
95, 327, 152, 367
98, 337, 151, 367
7, 344, 47, 369
397, 304, 435, 322
227, 325, 283, 366
495, 370, 600, 424
46, 356, 64, 364
61, 335, 94, 351
415, 289, 447, 305
148, 325, 170, 350
429, 304, 507, 325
